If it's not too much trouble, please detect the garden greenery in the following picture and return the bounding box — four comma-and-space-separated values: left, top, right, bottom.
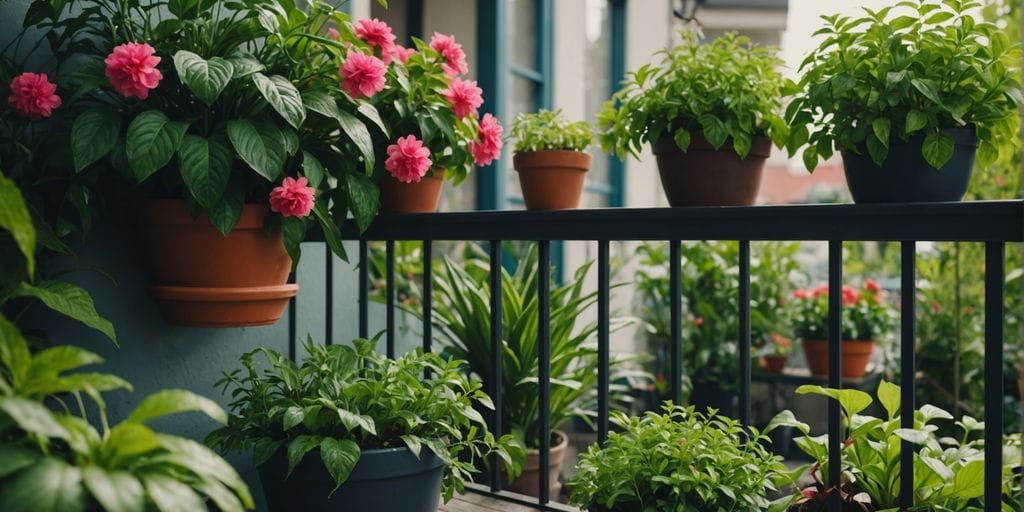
790, 280, 895, 341
511, 109, 592, 153
598, 31, 790, 160
207, 338, 523, 503
567, 405, 796, 511
787, 0, 1023, 171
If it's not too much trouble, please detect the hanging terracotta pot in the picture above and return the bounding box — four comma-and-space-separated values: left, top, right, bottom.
652, 133, 770, 207
379, 169, 445, 214
513, 150, 592, 210
802, 339, 875, 379
140, 200, 297, 328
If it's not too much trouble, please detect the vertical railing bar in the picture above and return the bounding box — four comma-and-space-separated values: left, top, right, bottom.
422, 240, 433, 355
288, 271, 297, 363
984, 241, 1004, 512
827, 240, 843, 512
359, 240, 368, 339
597, 240, 611, 446
488, 240, 504, 492
538, 240, 552, 505
386, 240, 396, 359
899, 241, 916, 510
670, 240, 682, 406
738, 240, 751, 429
325, 244, 333, 346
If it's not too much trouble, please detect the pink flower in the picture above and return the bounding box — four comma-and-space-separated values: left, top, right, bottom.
443, 78, 483, 119
328, 28, 340, 40
429, 32, 468, 76
811, 284, 829, 298
104, 43, 163, 99
269, 177, 316, 218
392, 45, 415, 64
470, 113, 503, 166
841, 285, 859, 306
339, 51, 386, 99
864, 279, 882, 293
694, 317, 704, 326
7, 72, 61, 120
385, 135, 432, 183
354, 18, 396, 63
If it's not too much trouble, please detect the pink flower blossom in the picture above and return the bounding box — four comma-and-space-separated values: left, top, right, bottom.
104, 43, 163, 99
841, 285, 859, 306
269, 177, 316, 218
7, 72, 61, 120
470, 113, 503, 166
328, 28, 340, 40
392, 45, 415, 64
385, 135, 432, 183
443, 78, 483, 119
864, 279, 882, 293
429, 32, 468, 76
339, 51, 386, 99
354, 18, 396, 63
694, 317, 704, 326
793, 289, 809, 300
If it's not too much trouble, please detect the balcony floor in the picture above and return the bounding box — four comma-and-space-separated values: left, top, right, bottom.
441, 493, 574, 511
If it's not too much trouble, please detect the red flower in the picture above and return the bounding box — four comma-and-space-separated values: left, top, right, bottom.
470, 113, 503, 166
841, 285, 859, 306
339, 51, 386, 99
694, 317, 704, 326
7, 72, 61, 120
864, 279, 882, 293
793, 289, 809, 300
812, 284, 829, 298
931, 300, 941, 313
429, 32, 468, 76
269, 177, 316, 218
443, 77, 483, 119
385, 135, 432, 183
354, 18, 397, 63
104, 43, 163, 99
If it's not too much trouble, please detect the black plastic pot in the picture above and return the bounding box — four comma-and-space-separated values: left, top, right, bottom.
841, 127, 978, 203
258, 445, 444, 512
690, 381, 737, 418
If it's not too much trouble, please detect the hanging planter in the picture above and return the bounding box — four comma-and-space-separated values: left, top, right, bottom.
140, 200, 297, 327
653, 133, 770, 206
379, 169, 445, 214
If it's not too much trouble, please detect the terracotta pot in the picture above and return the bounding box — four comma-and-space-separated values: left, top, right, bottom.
761, 356, 789, 374
513, 150, 592, 210
140, 200, 298, 328
509, 431, 568, 498
802, 339, 875, 379
652, 133, 770, 206
379, 169, 445, 213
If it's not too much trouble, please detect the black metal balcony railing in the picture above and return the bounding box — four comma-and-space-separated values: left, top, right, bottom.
295, 200, 1024, 512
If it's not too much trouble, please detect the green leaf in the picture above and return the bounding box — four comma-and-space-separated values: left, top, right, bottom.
802, 145, 819, 171
673, 129, 691, 152
286, 435, 322, 477
153, 435, 252, 508
699, 114, 729, 149
0, 173, 36, 277
0, 316, 31, 388
126, 389, 227, 425
280, 216, 307, 267
208, 179, 246, 236
15, 281, 116, 343
26, 345, 103, 381
126, 111, 188, 182
357, 102, 389, 137
173, 51, 234, 105
0, 397, 68, 439
344, 173, 379, 233
796, 385, 873, 417
252, 73, 306, 129
951, 459, 984, 498
227, 119, 282, 181
0, 445, 38, 478
178, 135, 233, 209
283, 406, 305, 430
764, 410, 810, 436
227, 51, 265, 79
101, 423, 161, 464
336, 110, 375, 170
871, 118, 891, 148
922, 131, 954, 170
337, 408, 376, 435
319, 438, 360, 490
301, 151, 325, 188
866, 133, 888, 166
910, 78, 943, 106
905, 110, 927, 134
82, 467, 145, 512
877, 381, 900, 420
72, 110, 120, 172
312, 201, 346, 261
143, 474, 206, 512
0, 458, 84, 512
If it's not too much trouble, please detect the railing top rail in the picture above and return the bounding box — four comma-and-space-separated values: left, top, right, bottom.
329, 200, 1024, 242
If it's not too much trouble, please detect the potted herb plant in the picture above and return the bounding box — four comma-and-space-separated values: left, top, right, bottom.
598, 32, 790, 206
510, 109, 593, 210
567, 405, 797, 511
785, 382, 1018, 510
33, 0, 386, 326
791, 280, 894, 379
759, 333, 793, 374
208, 338, 521, 511
365, 30, 503, 213
787, 0, 1022, 203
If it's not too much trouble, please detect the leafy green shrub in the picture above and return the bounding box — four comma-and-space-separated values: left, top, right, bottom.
511, 109, 592, 152
598, 31, 790, 160
787, 0, 1023, 171
207, 338, 522, 502
790, 280, 895, 341
567, 405, 795, 511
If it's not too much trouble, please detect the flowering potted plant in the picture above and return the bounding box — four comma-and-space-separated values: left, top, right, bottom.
510, 109, 593, 210
27, 0, 388, 327
791, 280, 894, 379
787, 0, 1022, 203
598, 31, 790, 206
759, 333, 793, 374
357, 27, 502, 213
208, 338, 522, 512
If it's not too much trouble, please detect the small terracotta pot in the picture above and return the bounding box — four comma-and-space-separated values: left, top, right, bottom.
140, 200, 298, 328
379, 169, 445, 213
513, 150, 592, 210
509, 431, 568, 498
652, 133, 770, 207
761, 356, 789, 374
802, 339, 875, 379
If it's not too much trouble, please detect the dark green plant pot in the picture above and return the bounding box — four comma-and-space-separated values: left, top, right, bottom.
258, 445, 445, 512
840, 126, 978, 203
690, 381, 737, 418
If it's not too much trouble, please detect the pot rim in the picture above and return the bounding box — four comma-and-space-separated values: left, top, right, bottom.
513, 150, 592, 172
149, 284, 299, 301
524, 430, 569, 453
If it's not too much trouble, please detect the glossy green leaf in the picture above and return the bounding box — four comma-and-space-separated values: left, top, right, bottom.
71, 110, 120, 172
178, 135, 233, 209
173, 51, 234, 105
82, 467, 145, 512
0, 315, 31, 388
208, 178, 246, 236
0, 445, 38, 478
905, 110, 927, 133
0, 458, 84, 512
286, 435, 322, 477
0, 173, 35, 277
922, 131, 954, 170
672, 129, 691, 152
126, 111, 188, 182
301, 151, 325, 188
143, 475, 206, 512
15, 281, 116, 343
951, 459, 984, 498
344, 173, 379, 233
227, 119, 282, 181
796, 385, 873, 417
876, 380, 900, 420
320, 438, 360, 490
126, 389, 227, 425
252, 73, 306, 129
